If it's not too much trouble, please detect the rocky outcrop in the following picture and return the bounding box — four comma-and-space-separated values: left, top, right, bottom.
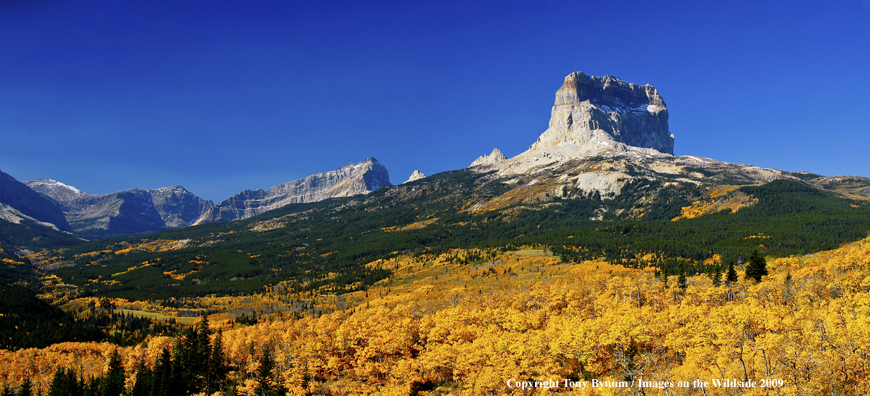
0, 171, 71, 232
63, 189, 167, 238
25, 180, 213, 238
24, 179, 86, 205
148, 187, 215, 228
195, 158, 391, 224
404, 170, 426, 184
470, 148, 508, 167
528, 72, 673, 156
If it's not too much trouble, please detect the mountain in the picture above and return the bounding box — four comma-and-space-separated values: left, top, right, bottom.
149, 186, 216, 228
470, 148, 507, 167
194, 157, 391, 224
13, 71, 870, 301
403, 170, 426, 184
25, 180, 213, 238
467, 72, 870, 205
528, 71, 672, 156
0, 171, 71, 232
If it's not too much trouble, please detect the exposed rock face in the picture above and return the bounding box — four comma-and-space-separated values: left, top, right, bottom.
463, 71, 866, 210
528, 72, 673, 156
24, 179, 86, 204
195, 158, 391, 224
64, 189, 167, 237
25, 180, 213, 238
148, 187, 215, 228
404, 170, 426, 184
0, 171, 71, 231
470, 148, 508, 167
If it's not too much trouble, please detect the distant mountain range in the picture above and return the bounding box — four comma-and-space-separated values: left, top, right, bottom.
1, 158, 392, 239
2, 71, 869, 247
194, 157, 391, 224
24, 180, 213, 238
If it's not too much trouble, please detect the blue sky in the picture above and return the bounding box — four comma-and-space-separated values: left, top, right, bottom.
2, 1, 869, 202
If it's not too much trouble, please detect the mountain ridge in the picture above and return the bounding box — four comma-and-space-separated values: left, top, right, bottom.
194, 157, 392, 224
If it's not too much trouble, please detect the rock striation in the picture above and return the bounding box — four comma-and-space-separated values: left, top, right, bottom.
148, 186, 215, 228
528, 72, 673, 156
0, 171, 72, 232
25, 180, 213, 238
195, 158, 391, 224
403, 170, 426, 184
470, 148, 508, 167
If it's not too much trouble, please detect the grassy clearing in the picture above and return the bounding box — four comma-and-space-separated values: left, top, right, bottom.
116, 309, 198, 325
514, 249, 554, 257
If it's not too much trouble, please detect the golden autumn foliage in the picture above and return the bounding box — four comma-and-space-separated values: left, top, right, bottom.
2, 240, 870, 395
672, 186, 756, 221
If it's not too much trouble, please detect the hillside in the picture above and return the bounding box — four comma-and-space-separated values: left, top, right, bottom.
27, 171, 870, 303
2, 236, 869, 395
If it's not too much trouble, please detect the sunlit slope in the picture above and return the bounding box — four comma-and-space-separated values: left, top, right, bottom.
3, 239, 870, 395
37, 176, 870, 301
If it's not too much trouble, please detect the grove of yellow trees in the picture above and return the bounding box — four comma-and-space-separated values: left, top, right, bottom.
2, 239, 870, 395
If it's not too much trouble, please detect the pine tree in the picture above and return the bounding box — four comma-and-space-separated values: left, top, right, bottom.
745, 250, 768, 282
152, 348, 172, 396
130, 360, 152, 396
677, 262, 687, 290
255, 348, 275, 396
16, 379, 32, 396
725, 261, 738, 283
206, 330, 228, 394
710, 269, 722, 287
48, 368, 82, 396
102, 349, 126, 396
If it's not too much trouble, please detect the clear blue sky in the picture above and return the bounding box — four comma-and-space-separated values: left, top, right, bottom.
2, 1, 869, 202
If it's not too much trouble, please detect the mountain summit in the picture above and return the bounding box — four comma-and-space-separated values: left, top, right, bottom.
195, 158, 391, 224
528, 72, 673, 156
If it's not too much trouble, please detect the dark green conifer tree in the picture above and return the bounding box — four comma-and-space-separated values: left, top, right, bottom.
206, 330, 228, 394
725, 261, 739, 283
101, 349, 126, 396
16, 379, 32, 396
152, 348, 173, 396
745, 250, 768, 282
677, 262, 687, 290
48, 368, 82, 396
129, 360, 151, 396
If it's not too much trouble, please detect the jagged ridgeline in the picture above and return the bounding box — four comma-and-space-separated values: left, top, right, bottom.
48, 170, 870, 300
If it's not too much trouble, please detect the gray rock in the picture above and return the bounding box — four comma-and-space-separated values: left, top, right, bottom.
529, 72, 674, 156
195, 158, 391, 224
470, 148, 508, 167
25, 179, 213, 237
0, 171, 72, 232
403, 170, 426, 184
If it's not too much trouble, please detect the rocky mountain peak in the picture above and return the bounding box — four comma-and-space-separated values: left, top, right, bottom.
404, 170, 426, 184
1, 171, 72, 232
528, 72, 673, 156
24, 178, 87, 203
195, 158, 392, 224
470, 148, 508, 167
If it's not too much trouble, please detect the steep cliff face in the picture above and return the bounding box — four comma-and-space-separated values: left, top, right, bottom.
25, 180, 213, 238
0, 172, 72, 232
148, 187, 214, 228
195, 158, 392, 224
528, 72, 673, 156
64, 189, 166, 237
